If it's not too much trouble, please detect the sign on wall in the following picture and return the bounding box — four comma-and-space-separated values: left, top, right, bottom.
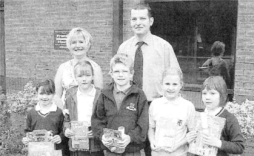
54, 30, 70, 50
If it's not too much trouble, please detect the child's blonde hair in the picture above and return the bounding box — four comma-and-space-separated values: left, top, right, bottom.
110, 53, 134, 74
66, 27, 93, 51
202, 76, 228, 107
74, 60, 94, 80
161, 67, 183, 84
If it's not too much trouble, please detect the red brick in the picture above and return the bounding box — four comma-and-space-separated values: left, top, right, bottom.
5, 0, 114, 87
234, 89, 246, 96
235, 70, 244, 76
244, 70, 254, 76
234, 81, 244, 89
235, 75, 253, 82
235, 56, 245, 63
243, 82, 254, 89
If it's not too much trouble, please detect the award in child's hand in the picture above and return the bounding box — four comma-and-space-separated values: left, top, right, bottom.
27, 130, 62, 156
103, 126, 125, 153
26, 129, 53, 142
70, 121, 89, 150
155, 117, 177, 152
188, 112, 226, 156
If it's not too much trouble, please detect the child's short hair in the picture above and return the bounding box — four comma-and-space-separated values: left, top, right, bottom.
36, 79, 55, 95
66, 27, 93, 50
211, 41, 225, 57
110, 53, 134, 74
201, 76, 228, 107
161, 67, 183, 84
74, 60, 94, 77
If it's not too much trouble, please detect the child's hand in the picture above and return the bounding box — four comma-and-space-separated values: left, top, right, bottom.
117, 134, 131, 148
64, 128, 74, 138
202, 133, 222, 148
102, 134, 112, 146
186, 131, 198, 143
150, 142, 160, 151
87, 130, 93, 138
22, 137, 31, 145
51, 135, 62, 144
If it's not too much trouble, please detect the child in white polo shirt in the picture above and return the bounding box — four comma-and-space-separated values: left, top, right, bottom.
63, 60, 103, 156
148, 67, 196, 156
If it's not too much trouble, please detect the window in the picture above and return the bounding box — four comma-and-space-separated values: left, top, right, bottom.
149, 0, 237, 91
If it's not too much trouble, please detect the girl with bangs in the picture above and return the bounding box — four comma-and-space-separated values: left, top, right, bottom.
148, 67, 195, 156
187, 76, 245, 156
22, 79, 66, 154
63, 60, 103, 156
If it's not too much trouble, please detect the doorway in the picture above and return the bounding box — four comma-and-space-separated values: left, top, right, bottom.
148, 0, 238, 109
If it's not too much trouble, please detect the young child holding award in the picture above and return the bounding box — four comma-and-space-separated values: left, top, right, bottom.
92, 53, 149, 156
22, 79, 65, 155
63, 60, 103, 156
187, 76, 245, 156
148, 68, 196, 156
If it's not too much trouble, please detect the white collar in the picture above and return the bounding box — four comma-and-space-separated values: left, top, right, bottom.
77, 85, 96, 97
204, 107, 224, 116
134, 31, 152, 46
35, 102, 57, 113
161, 96, 181, 106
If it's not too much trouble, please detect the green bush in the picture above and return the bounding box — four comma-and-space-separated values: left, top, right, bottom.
0, 81, 37, 155
8, 81, 37, 114
0, 97, 11, 155
226, 100, 254, 139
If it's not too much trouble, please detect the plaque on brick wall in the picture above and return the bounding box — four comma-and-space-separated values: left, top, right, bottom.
54, 30, 70, 50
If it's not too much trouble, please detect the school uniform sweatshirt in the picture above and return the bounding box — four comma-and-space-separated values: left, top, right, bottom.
64, 86, 102, 152
91, 82, 149, 153
217, 109, 245, 156
25, 106, 65, 151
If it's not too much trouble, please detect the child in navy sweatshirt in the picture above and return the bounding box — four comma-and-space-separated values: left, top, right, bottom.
92, 53, 149, 156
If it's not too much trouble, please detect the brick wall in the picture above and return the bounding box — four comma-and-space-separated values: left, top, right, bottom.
235, 0, 254, 103
5, 0, 113, 92
4, 0, 254, 103
4, 0, 144, 93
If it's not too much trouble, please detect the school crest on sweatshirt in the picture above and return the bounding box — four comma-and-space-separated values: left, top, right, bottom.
126, 103, 136, 111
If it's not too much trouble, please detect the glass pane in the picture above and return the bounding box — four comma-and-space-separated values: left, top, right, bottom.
150, 0, 237, 90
